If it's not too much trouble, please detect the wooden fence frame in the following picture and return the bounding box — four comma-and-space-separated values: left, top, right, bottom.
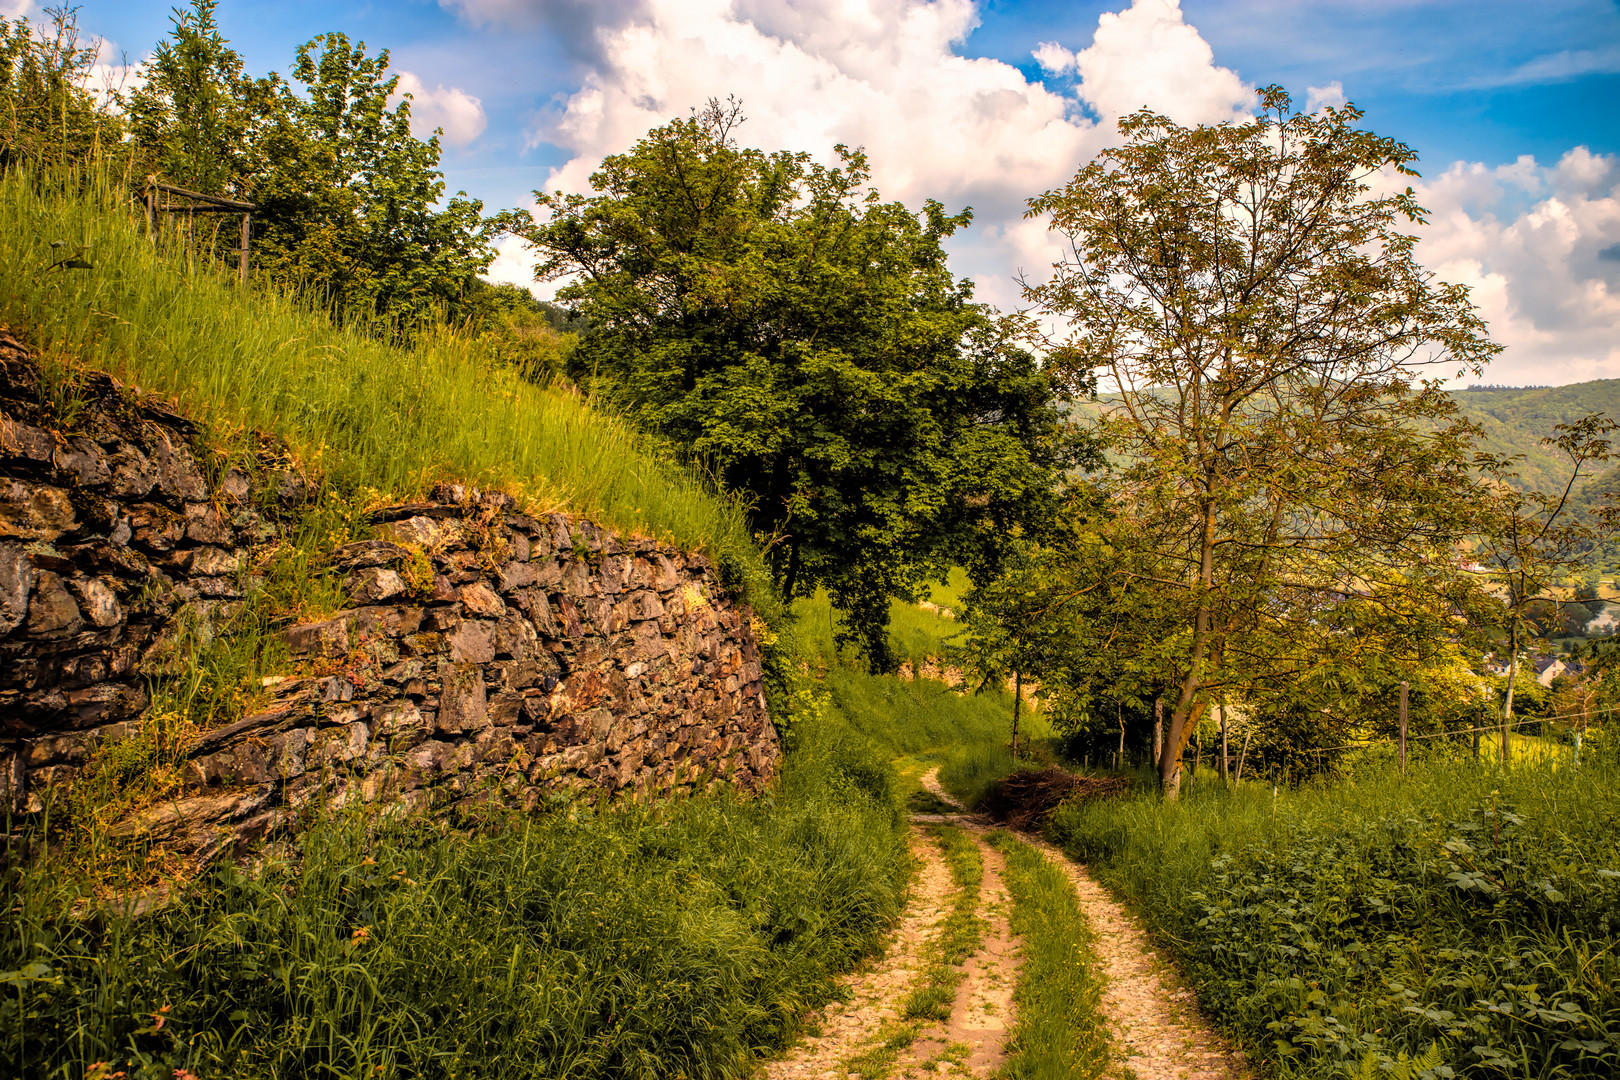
143, 177, 255, 285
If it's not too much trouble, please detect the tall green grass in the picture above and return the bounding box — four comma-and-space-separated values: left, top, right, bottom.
1050, 760, 1620, 1079
2, 734, 906, 1080
788, 573, 969, 668
0, 166, 764, 593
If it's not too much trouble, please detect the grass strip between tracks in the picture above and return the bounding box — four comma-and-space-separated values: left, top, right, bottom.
844, 824, 986, 1079
988, 831, 1113, 1080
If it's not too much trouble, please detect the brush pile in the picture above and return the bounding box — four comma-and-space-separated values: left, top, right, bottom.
980, 767, 1130, 830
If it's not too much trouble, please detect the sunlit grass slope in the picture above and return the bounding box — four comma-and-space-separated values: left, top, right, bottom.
0, 167, 760, 580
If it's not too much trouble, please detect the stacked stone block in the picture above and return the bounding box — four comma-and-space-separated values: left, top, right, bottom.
0, 336, 776, 861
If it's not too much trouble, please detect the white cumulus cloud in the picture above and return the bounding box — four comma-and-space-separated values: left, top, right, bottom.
1306, 80, 1347, 112
1071, 0, 1250, 124
1032, 40, 1076, 75
523, 0, 1258, 310
392, 71, 488, 146
474, 0, 1616, 383
1412, 147, 1620, 383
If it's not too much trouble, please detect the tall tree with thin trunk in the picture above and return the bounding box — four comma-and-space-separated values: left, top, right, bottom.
1476, 414, 1619, 765
1023, 86, 1500, 798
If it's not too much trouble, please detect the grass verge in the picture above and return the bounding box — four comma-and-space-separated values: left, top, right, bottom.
2, 734, 907, 1080
1048, 758, 1620, 1079
987, 831, 1113, 1080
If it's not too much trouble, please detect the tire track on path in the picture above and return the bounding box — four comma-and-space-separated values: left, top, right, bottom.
762, 823, 954, 1080
919, 768, 1247, 1080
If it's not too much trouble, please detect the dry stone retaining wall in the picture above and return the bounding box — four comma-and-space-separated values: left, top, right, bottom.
0, 338, 776, 862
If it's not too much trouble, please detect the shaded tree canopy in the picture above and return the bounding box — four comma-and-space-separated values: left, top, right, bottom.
515, 100, 1089, 667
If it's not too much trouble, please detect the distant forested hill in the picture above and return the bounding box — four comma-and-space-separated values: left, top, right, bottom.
1451, 381, 1620, 493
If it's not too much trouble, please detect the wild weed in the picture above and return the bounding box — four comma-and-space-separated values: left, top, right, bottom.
1050, 758, 1620, 1078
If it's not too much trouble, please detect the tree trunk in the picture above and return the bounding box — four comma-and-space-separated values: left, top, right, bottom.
1153, 698, 1163, 770
1219, 701, 1229, 786
1116, 700, 1125, 771
1235, 728, 1252, 784
1161, 495, 1220, 799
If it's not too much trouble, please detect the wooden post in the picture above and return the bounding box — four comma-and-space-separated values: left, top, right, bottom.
1235, 729, 1252, 784
1153, 698, 1163, 769
1219, 701, 1230, 786
239, 212, 251, 285
1010, 671, 1021, 760
1399, 680, 1409, 774
145, 184, 156, 239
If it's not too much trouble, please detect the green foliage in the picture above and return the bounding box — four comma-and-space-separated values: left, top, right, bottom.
245, 31, 495, 327
125, 0, 266, 195
818, 667, 1023, 762
2, 738, 908, 1080
988, 832, 1113, 1080
464, 281, 580, 384
9, 0, 500, 328
1024, 85, 1500, 794
1049, 759, 1620, 1078
0, 6, 120, 169
518, 99, 1078, 668
0, 160, 769, 606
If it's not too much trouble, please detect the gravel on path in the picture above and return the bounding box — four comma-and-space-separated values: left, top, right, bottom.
762, 824, 954, 1080
919, 767, 1247, 1080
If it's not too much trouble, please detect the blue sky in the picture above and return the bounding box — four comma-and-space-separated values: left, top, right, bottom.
45, 0, 1620, 384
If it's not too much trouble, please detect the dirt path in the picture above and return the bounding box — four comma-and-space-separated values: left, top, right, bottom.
763, 823, 955, 1080
919, 768, 1245, 1080
902, 834, 1019, 1077
764, 805, 1023, 1078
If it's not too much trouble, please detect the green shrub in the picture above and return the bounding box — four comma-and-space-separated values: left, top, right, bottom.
1050, 760, 1620, 1078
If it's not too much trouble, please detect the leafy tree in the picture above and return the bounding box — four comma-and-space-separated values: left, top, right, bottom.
1475, 413, 1619, 762
0, 5, 121, 169
516, 101, 1081, 667
247, 32, 495, 326
466, 281, 580, 384
958, 496, 1183, 765
126, 3, 496, 328
126, 0, 270, 195
1022, 87, 1500, 797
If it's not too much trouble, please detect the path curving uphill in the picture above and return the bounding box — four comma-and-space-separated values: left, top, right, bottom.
920, 768, 1245, 1080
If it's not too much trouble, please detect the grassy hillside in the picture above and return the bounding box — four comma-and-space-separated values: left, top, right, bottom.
0, 165, 765, 597
0, 166, 923, 1078
1072, 381, 1620, 496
